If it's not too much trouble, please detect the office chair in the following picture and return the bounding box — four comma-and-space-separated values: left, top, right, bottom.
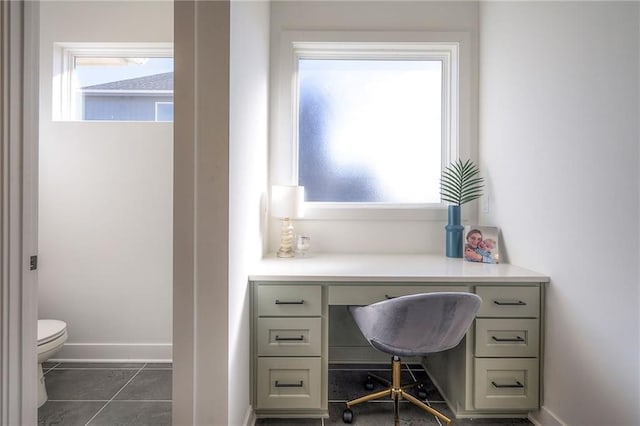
343, 292, 481, 425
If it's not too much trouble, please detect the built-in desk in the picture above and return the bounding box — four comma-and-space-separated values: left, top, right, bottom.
249, 254, 549, 420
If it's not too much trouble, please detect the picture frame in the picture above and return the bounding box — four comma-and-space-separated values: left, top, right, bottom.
462, 226, 500, 264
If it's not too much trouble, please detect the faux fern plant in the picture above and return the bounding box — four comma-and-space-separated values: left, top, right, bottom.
440, 159, 484, 206
440, 159, 484, 258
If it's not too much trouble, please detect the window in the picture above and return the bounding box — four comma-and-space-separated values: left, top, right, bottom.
273, 32, 471, 219
155, 102, 174, 122
54, 44, 173, 121
298, 58, 443, 203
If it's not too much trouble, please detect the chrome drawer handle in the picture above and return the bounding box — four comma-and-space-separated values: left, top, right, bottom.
275, 335, 305, 341
491, 336, 524, 342
493, 300, 526, 306
275, 380, 303, 388
492, 380, 524, 389
275, 299, 305, 305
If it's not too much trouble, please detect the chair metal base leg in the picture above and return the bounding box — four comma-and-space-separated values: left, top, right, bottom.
367, 371, 391, 387
401, 389, 452, 426
343, 356, 453, 425
345, 388, 392, 408
393, 393, 400, 426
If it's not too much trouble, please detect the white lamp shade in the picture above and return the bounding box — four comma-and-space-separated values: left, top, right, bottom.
271, 185, 304, 219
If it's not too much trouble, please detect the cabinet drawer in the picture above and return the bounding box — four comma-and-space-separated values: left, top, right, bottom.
257, 285, 322, 317
476, 286, 539, 318
257, 357, 322, 410
475, 319, 539, 357
329, 285, 469, 306
257, 318, 322, 357
474, 358, 539, 410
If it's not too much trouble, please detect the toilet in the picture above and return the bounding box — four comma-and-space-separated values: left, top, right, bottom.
37, 319, 67, 407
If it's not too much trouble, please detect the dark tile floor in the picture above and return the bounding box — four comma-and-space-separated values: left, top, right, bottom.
38, 362, 531, 426
257, 364, 533, 426
38, 362, 172, 426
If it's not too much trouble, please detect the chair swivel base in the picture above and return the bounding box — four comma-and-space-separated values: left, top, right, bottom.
364, 370, 428, 399
342, 356, 452, 426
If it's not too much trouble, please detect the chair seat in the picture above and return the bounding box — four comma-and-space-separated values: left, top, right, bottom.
348, 292, 482, 357
343, 292, 481, 425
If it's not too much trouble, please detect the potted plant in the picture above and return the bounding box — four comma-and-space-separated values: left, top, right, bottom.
440, 159, 484, 258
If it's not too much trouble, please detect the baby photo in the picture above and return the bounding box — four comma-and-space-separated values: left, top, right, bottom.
462, 226, 500, 264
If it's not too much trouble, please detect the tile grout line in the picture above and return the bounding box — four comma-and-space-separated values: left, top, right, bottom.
83, 362, 148, 426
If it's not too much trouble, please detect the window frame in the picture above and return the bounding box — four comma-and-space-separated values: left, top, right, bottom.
155, 101, 174, 122
52, 42, 174, 121
272, 31, 473, 221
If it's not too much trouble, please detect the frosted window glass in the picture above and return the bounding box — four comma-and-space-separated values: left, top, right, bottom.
298, 59, 442, 203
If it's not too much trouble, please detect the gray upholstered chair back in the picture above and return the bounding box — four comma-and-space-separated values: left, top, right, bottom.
348, 292, 482, 357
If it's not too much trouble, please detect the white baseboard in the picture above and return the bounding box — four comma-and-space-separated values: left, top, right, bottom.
52, 342, 172, 362
529, 406, 567, 426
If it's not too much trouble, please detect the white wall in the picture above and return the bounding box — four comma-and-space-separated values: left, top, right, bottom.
229, 1, 270, 424
268, 1, 480, 255
38, 1, 173, 360
479, 2, 639, 425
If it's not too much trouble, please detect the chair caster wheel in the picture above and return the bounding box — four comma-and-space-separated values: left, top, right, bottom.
417, 384, 427, 400
343, 408, 354, 423
365, 376, 374, 390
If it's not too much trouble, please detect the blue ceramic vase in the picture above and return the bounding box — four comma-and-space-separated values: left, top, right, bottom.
445, 205, 464, 258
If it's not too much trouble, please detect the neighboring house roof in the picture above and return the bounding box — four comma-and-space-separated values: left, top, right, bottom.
82, 71, 173, 91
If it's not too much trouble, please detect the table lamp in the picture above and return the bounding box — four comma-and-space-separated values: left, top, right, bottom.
271, 185, 304, 258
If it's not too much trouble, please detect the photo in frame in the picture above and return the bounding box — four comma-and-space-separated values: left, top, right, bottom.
462, 226, 500, 264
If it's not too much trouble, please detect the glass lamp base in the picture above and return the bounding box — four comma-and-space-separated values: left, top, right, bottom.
277, 218, 295, 258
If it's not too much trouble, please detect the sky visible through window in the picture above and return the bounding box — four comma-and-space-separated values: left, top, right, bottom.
74, 57, 173, 88
71, 57, 174, 121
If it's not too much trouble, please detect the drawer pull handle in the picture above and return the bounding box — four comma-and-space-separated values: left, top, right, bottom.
492, 380, 524, 389
275, 380, 304, 388
493, 300, 526, 306
492, 336, 525, 342
275, 335, 305, 341
275, 299, 305, 305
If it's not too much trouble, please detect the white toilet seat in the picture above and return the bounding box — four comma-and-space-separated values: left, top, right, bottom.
37, 319, 67, 408
38, 319, 67, 346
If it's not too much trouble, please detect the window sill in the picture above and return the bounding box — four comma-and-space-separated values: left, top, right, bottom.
301, 203, 457, 222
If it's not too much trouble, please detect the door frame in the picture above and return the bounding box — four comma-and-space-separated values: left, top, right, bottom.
1, 1, 39, 425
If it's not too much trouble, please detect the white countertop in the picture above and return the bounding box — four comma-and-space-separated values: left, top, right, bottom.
249, 254, 549, 283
